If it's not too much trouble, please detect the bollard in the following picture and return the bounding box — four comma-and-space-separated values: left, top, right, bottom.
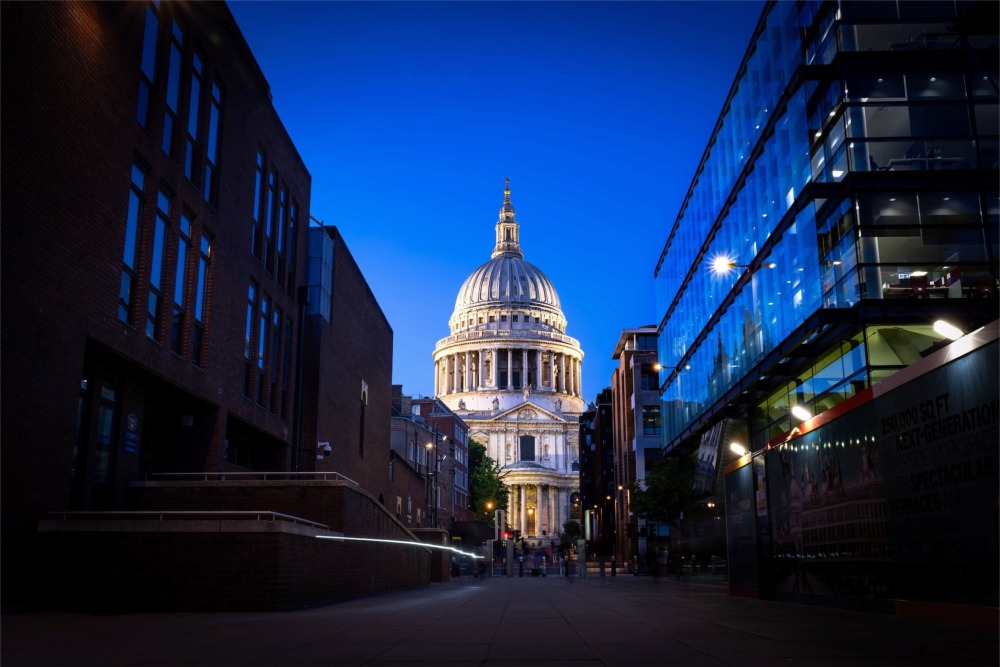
599, 560, 605, 577
611, 558, 616, 577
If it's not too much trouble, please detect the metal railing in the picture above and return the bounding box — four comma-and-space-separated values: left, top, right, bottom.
46, 510, 330, 529
143, 471, 359, 485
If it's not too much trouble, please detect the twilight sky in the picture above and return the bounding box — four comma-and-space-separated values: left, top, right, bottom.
228, 0, 764, 401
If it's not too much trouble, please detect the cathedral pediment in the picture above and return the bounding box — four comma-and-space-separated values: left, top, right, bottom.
488, 400, 568, 424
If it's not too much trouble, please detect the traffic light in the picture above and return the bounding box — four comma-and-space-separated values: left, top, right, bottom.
503, 530, 511, 539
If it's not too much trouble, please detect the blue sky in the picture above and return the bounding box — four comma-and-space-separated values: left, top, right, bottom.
228, 0, 764, 400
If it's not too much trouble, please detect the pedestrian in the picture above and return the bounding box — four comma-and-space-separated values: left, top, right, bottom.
656, 547, 668, 580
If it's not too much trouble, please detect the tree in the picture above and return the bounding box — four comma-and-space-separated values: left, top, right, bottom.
468, 440, 508, 521
629, 455, 693, 526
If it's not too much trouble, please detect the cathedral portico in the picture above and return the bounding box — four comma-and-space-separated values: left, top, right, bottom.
434, 180, 583, 539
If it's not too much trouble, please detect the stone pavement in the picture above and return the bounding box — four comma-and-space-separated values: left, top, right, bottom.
3, 574, 997, 666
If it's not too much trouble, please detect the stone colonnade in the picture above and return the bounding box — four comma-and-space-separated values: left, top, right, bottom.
435, 348, 581, 398
506, 481, 572, 539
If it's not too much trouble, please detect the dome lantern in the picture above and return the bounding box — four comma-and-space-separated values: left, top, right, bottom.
492, 177, 522, 260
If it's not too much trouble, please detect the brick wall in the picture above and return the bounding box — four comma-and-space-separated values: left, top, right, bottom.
35, 519, 430, 612
30, 480, 438, 611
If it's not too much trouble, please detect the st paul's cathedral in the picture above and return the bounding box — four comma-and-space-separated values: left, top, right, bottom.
434, 180, 584, 543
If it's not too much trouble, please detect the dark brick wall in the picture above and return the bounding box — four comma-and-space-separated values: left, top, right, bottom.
27, 480, 438, 611
34, 524, 430, 612
2, 1, 307, 525
297, 227, 395, 500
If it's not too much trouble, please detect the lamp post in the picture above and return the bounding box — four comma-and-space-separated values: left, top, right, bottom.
426, 430, 448, 528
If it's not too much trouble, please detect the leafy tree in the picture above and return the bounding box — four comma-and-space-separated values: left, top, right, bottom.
562, 520, 581, 539
468, 440, 508, 521
629, 455, 693, 525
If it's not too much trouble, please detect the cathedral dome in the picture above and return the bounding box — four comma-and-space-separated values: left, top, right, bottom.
449, 178, 567, 332
454, 255, 561, 312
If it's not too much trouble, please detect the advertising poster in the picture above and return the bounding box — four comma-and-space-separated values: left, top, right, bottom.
725, 461, 758, 591
766, 399, 892, 600
692, 420, 726, 499
877, 342, 999, 605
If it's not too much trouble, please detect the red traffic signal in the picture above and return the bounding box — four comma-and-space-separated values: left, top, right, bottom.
503, 530, 511, 539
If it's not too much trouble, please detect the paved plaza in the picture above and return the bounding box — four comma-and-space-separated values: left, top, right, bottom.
3, 575, 997, 666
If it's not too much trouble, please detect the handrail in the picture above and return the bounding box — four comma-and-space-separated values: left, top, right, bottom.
143, 471, 360, 485
46, 510, 330, 530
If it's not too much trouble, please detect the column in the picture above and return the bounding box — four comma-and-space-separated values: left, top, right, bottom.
549, 351, 556, 390
549, 485, 557, 537
508, 483, 517, 530
478, 349, 485, 389
434, 359, 439, 396
559, 354, 566, 393
535, 349, 543, 390
519, 485, 527, 532
521, 349, 529, 389
464, 351, 471, 392
576, 359, 582, 396
506, 348, 513, 390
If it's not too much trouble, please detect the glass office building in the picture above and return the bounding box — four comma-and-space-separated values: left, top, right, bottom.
655, 0, 998, 456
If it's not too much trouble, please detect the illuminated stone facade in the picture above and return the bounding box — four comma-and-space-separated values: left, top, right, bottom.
434, 180, 583, 541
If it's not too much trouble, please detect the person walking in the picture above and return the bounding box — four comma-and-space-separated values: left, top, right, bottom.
656, 547, 669, 581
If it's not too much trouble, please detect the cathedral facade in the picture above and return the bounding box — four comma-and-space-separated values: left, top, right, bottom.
433, 180, 584, 542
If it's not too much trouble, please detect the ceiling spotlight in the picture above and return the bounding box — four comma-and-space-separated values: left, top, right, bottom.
933, 319, 964, 341
729, 443, 747, 457
791, 405, 812, 421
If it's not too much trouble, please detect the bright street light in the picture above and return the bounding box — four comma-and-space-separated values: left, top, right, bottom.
729, 442, 747, 456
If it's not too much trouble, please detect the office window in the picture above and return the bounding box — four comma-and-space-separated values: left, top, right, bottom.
251, 150, 265, 260
162, 20, 182, 156
203, 80, 222, 206
276, 185, 288, 285
136, 4, 159, 127
286, 200, 299, 297
119, 163, 147, 325
270, 305, 282, 414
184, 52, 203, 181
192, 231, 212, 366
642, 406, 662, 435
264, 169, 277, 274
640, 366, 657, 391
257, 295, 269, 405
147, 189, 171, 340
171, 212, 192, 354
244, 282, 257, 397
637, 334, 657, 351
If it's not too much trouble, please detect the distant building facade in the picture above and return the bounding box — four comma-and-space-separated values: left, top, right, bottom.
609, 327, 664, 564
433, 181, 584, 543
578, 389, 615, 557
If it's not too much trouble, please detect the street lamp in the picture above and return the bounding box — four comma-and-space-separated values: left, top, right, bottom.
710, 254, 777, 275
425, 432, 448, 528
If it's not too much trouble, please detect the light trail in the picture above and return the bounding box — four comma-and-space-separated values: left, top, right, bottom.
317, 535, 484, 559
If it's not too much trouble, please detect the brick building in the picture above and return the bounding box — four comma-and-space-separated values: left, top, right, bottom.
410, 396, 474, 529
2, 1, 415, 610
578, 388, 614, 557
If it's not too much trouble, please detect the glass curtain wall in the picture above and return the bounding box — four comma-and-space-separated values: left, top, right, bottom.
656, 0, 999, 450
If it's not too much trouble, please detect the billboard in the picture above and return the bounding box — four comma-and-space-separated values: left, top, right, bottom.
692, 420, 726, 499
